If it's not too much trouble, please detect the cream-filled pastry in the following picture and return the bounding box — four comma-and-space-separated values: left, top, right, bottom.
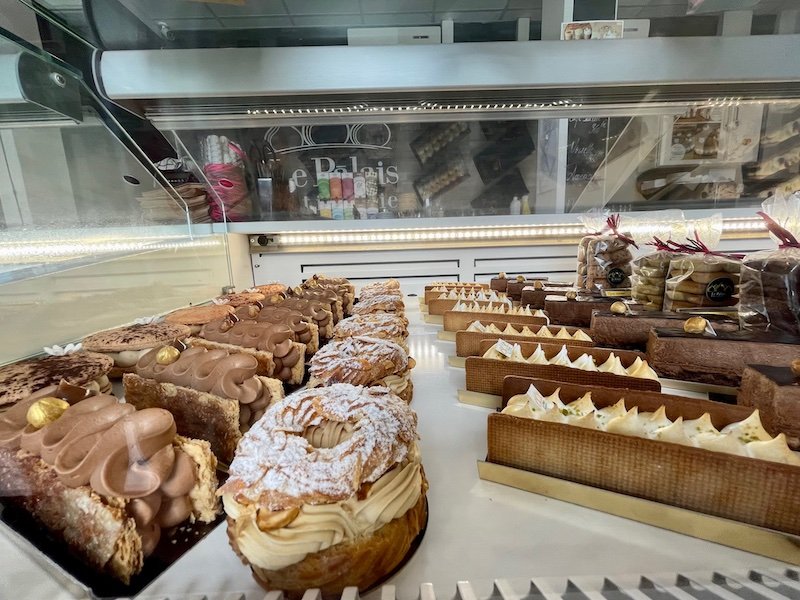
572, 330, 593, 342
486, 324, 503, 334
520, 326, 536, 337
536, 326, 554, 338
627, 360, 659, 380
466, 321, 486, 332
502, 324, 520, 336
526, 346, 549, 365
502, 388, 800, 467
571, 354, 598, 371
555, 328, 572, 340
549, 345, 574, 368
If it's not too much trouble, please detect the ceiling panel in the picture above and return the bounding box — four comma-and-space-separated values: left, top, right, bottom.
127, 0, 215, 19
435, 0, 508, 11
293, 14, 363, 25
361, 0, 435, 13
285, 0, 361, 15
363, 13, 437, 25
504, 8, 543, 19
206, 0, 287, 17
506, 0, 543, 8
165, 17, 222, 30
434, 10, 504, 20
220, 16, 293, 28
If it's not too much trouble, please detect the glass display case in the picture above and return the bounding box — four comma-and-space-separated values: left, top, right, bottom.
2, 2, 800, 600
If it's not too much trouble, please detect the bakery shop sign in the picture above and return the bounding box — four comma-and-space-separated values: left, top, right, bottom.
705, 277, 735, 301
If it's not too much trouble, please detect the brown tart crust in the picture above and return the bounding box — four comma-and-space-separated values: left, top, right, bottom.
231, 479, 428, 600
82, 323, 192, 352
164, 305, 236, 326
218, 292, 267, 308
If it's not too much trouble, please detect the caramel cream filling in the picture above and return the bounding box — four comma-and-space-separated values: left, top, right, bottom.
224, 445, 423, 571
377, 371, 411, 395
106, 348, 153, 368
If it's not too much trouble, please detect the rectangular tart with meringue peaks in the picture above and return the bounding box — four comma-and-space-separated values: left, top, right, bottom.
124, 342, 284, 463
220, 383, 427, 600
0, 380, 219, 584
235, 304, 320, 356
308, 335, 415, 404
189, 314, 306, 385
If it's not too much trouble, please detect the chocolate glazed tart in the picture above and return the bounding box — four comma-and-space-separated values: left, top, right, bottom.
590, 311, 739, 350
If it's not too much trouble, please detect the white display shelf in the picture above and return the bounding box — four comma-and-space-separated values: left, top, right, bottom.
0, 298, 789, 600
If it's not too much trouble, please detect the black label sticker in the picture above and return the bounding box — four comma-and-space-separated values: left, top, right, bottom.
607, 268, 627, 286
705, 277, 735, 301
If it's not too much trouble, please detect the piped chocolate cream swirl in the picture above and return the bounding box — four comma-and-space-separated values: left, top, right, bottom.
200, 318, 302, 379
0, 381, 198, 556
136, 346, 275, 428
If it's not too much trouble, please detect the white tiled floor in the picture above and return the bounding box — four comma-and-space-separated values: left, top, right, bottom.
0, 296, 787, 599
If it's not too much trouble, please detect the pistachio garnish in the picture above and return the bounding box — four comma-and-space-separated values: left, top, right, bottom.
27, 397, 69, 429
610, 301, 628, 314
156, 345, 181, 365
683, 316, 708, 334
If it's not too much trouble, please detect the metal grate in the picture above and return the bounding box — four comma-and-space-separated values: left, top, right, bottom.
133, 569, 800, 600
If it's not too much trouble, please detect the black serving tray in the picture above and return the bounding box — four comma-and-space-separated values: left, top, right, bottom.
0, 476, 226, 599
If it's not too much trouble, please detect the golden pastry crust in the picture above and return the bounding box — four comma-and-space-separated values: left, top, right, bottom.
352, 294, 405, 316
309, 336, 408, 387
234, 485, 427, 600
218, 292, 267, 308
333, 313, 409, 342
165, 305, 235, 325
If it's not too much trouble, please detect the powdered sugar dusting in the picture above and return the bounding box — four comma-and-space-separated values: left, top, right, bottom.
224, 383, 417, 510
352, 294, 404, 315
333, 314, 409, 341
309, 336, 408, 385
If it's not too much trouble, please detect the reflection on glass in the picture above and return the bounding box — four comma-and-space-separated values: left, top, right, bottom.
171, 99, 800, 223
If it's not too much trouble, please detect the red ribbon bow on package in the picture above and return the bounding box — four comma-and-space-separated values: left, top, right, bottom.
606, 214, 639, 249
757, 211, 800, 249
646, 237, 674, 252
667, 232, 745, 260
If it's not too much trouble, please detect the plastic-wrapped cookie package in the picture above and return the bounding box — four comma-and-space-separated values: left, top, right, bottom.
584, 214, 638, 292
576, 210, 608, 290
740, 193, 800, 336
630, 210, 687, 311
663, 215, 743, 312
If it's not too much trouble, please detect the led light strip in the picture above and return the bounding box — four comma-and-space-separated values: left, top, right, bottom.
0, 237, 223, 263
270, 218, 767, 247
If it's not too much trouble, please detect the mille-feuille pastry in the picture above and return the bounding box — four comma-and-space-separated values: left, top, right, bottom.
0, 351, 113, 408
125, 343, 284, 463
165, 304, 236, 334
190, 315, 306, 385
359, 279, 401, 299
303, 275, 355, 314
292, 286, 343, 322
353, 293, 405, 316
216, 291, 267, 308
237, 304, 320, 355
82, 323, 192, 378
279, 297, 335, 339
308, 335, 414, 403
0, 380, 219, 583
220, 384, 427, 599
252, 283, 288, 297
333, 313, 410, 350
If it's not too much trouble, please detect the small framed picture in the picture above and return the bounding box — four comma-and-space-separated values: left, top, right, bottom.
561, 20, 624, 40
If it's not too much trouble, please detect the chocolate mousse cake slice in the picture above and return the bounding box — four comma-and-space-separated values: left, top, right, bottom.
490, 273, 509, 292
125, 343, 284, 462
591, 310, 739, 350
0, 381, 219, 584
190, 315, 306, 384
236, 304, 320, 355
278, 297, 335, 339
739, 364, 800, 448
646, 328, 800, 388
545, 295, 618, 327
506, 277, 549, 301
